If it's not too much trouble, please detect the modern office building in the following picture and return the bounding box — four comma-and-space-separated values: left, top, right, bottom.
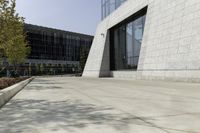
24, 24, 93, 74
83, 0, 200, 82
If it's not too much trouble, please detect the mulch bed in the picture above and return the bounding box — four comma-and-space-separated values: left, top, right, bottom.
0, 77, 29, 90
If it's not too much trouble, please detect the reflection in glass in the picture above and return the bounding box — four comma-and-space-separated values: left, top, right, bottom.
101, 0, 127, 19
110, 14, 146, 70
113, 25, 126, 69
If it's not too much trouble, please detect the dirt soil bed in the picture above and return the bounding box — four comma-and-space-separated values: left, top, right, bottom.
0, 77, 29, 90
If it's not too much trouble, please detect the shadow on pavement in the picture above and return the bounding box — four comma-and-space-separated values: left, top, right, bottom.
27, 85, 64, 90
0, 99, 150, 133
31, 78, 67, 85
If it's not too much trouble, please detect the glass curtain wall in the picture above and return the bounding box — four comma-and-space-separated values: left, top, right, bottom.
27, 31, 92, 62
110, 14, 146, 70
101, 0, 127, 19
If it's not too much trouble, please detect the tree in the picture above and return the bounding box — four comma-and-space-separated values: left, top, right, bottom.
0, 0, 8, 61
80, 46, 89, 72
61, 64, 65, 73
36, 64, 40, 75
0, 0, 30, 75
40, 64, 44, 75
0, 0, 12, 76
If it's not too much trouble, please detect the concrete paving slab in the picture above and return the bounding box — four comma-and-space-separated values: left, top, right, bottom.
0, 77, 200, 133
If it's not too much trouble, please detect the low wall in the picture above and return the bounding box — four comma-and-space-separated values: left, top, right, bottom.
0, 78, 33, 108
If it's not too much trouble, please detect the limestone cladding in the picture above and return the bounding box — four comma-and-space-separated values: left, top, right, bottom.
83, 0, 200, 82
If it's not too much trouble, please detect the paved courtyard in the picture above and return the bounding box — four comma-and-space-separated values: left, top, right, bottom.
0, 77, 200, 133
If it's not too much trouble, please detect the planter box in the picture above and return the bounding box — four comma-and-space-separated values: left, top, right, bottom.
0, 78, 33, 108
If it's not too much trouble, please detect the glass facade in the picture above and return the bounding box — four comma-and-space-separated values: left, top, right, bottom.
110, 13, 146, 70
101, 0, 127, 19
24, 24, 93, 62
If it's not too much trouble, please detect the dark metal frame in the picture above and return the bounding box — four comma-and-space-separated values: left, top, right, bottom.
109, 6, 148, 70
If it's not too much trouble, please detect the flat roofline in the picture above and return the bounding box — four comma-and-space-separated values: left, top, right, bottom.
24, 23, 94, 38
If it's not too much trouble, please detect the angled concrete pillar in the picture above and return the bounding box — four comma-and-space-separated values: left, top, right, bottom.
82, 21, 110, 77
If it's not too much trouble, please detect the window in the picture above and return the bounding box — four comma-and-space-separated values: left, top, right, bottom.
110, 8, 147, 70
101, 0, 127, 19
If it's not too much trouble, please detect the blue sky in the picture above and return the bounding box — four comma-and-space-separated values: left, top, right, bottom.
16, 0, 101, 35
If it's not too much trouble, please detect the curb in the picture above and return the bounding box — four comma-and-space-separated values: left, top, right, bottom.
0, 77, 33, 108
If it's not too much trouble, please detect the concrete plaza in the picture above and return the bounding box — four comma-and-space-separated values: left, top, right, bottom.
0, 77, 200, 133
